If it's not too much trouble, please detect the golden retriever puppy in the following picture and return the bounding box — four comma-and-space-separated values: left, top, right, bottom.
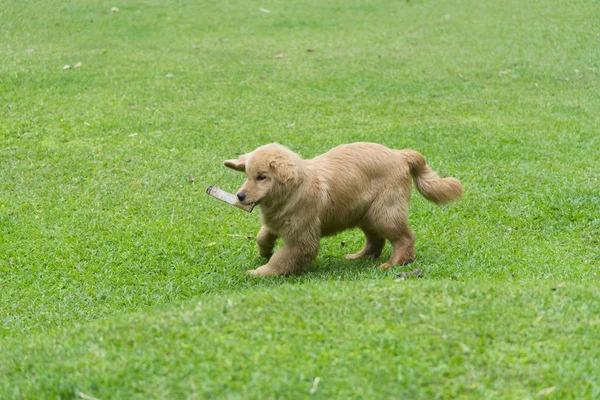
224, 142, 462, 276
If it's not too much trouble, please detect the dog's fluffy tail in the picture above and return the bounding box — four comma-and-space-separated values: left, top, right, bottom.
403, 150, 463, 205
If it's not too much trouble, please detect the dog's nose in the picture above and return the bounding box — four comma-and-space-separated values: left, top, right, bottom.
237, 192, 246, 202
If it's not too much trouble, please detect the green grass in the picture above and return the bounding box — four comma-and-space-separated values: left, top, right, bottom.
1, 0, 599, 398
2, 281, 600, 399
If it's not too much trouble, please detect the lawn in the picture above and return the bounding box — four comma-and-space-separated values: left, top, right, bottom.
1, 0, 599, 398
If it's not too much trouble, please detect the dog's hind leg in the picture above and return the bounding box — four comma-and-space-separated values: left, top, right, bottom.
366, 185, 415, 269
379, 227, 415, 269
257, 225, 278, 259
345, 229, 385, 260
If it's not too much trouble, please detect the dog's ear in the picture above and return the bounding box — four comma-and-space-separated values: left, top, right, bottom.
224, 154, 247, 172
269, 157, 298, 183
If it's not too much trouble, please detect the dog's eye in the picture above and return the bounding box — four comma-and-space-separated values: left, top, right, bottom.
256, 175, 267, 181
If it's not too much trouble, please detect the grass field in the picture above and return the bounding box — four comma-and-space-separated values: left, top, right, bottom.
1, 0, 599, 398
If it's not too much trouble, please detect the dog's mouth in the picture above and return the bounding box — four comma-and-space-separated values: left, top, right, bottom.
239, 199, 259, 206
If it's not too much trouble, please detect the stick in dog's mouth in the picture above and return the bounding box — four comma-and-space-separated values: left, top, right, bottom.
206, 186, 255, 213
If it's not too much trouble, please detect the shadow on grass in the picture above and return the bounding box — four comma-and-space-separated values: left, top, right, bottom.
241, 253, 422, 286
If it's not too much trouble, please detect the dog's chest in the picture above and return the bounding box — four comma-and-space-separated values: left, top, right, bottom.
261, 212, 294, 235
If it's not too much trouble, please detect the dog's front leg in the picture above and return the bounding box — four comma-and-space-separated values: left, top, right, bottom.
248, 232, 319, 276
256, 225, 278, 259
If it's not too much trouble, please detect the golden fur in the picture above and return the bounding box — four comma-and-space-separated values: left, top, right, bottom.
224, 142, 463, 276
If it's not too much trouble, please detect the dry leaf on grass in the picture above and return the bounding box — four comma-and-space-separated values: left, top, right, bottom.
536, 386, 556, 397
423, 324, 442, 334
204, 242, 217, 248
78, 392, 101, 400
63, 65, 72, 69
395, 268, 423, 280
551, 282, 565, 291
457, 341, 471, 353
111, 7, 119, 12
188, 175, 196, 183
260, 8, 271, 13
309, 377, 320, 395
275, 53, 284, 58
228, 234, 254, 240
74, 61, 82, 68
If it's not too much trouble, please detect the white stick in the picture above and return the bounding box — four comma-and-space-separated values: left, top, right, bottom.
206, 186, 255, 213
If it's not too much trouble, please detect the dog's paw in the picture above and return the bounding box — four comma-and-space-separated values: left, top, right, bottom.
379, 258, 414, 270
246, 265, 277, 277
378, 262, 393, 270
345, 249, 382, 261
344, 253, 363, 261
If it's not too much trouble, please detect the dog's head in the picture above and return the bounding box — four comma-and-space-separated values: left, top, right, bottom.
224, 143, 300, 206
